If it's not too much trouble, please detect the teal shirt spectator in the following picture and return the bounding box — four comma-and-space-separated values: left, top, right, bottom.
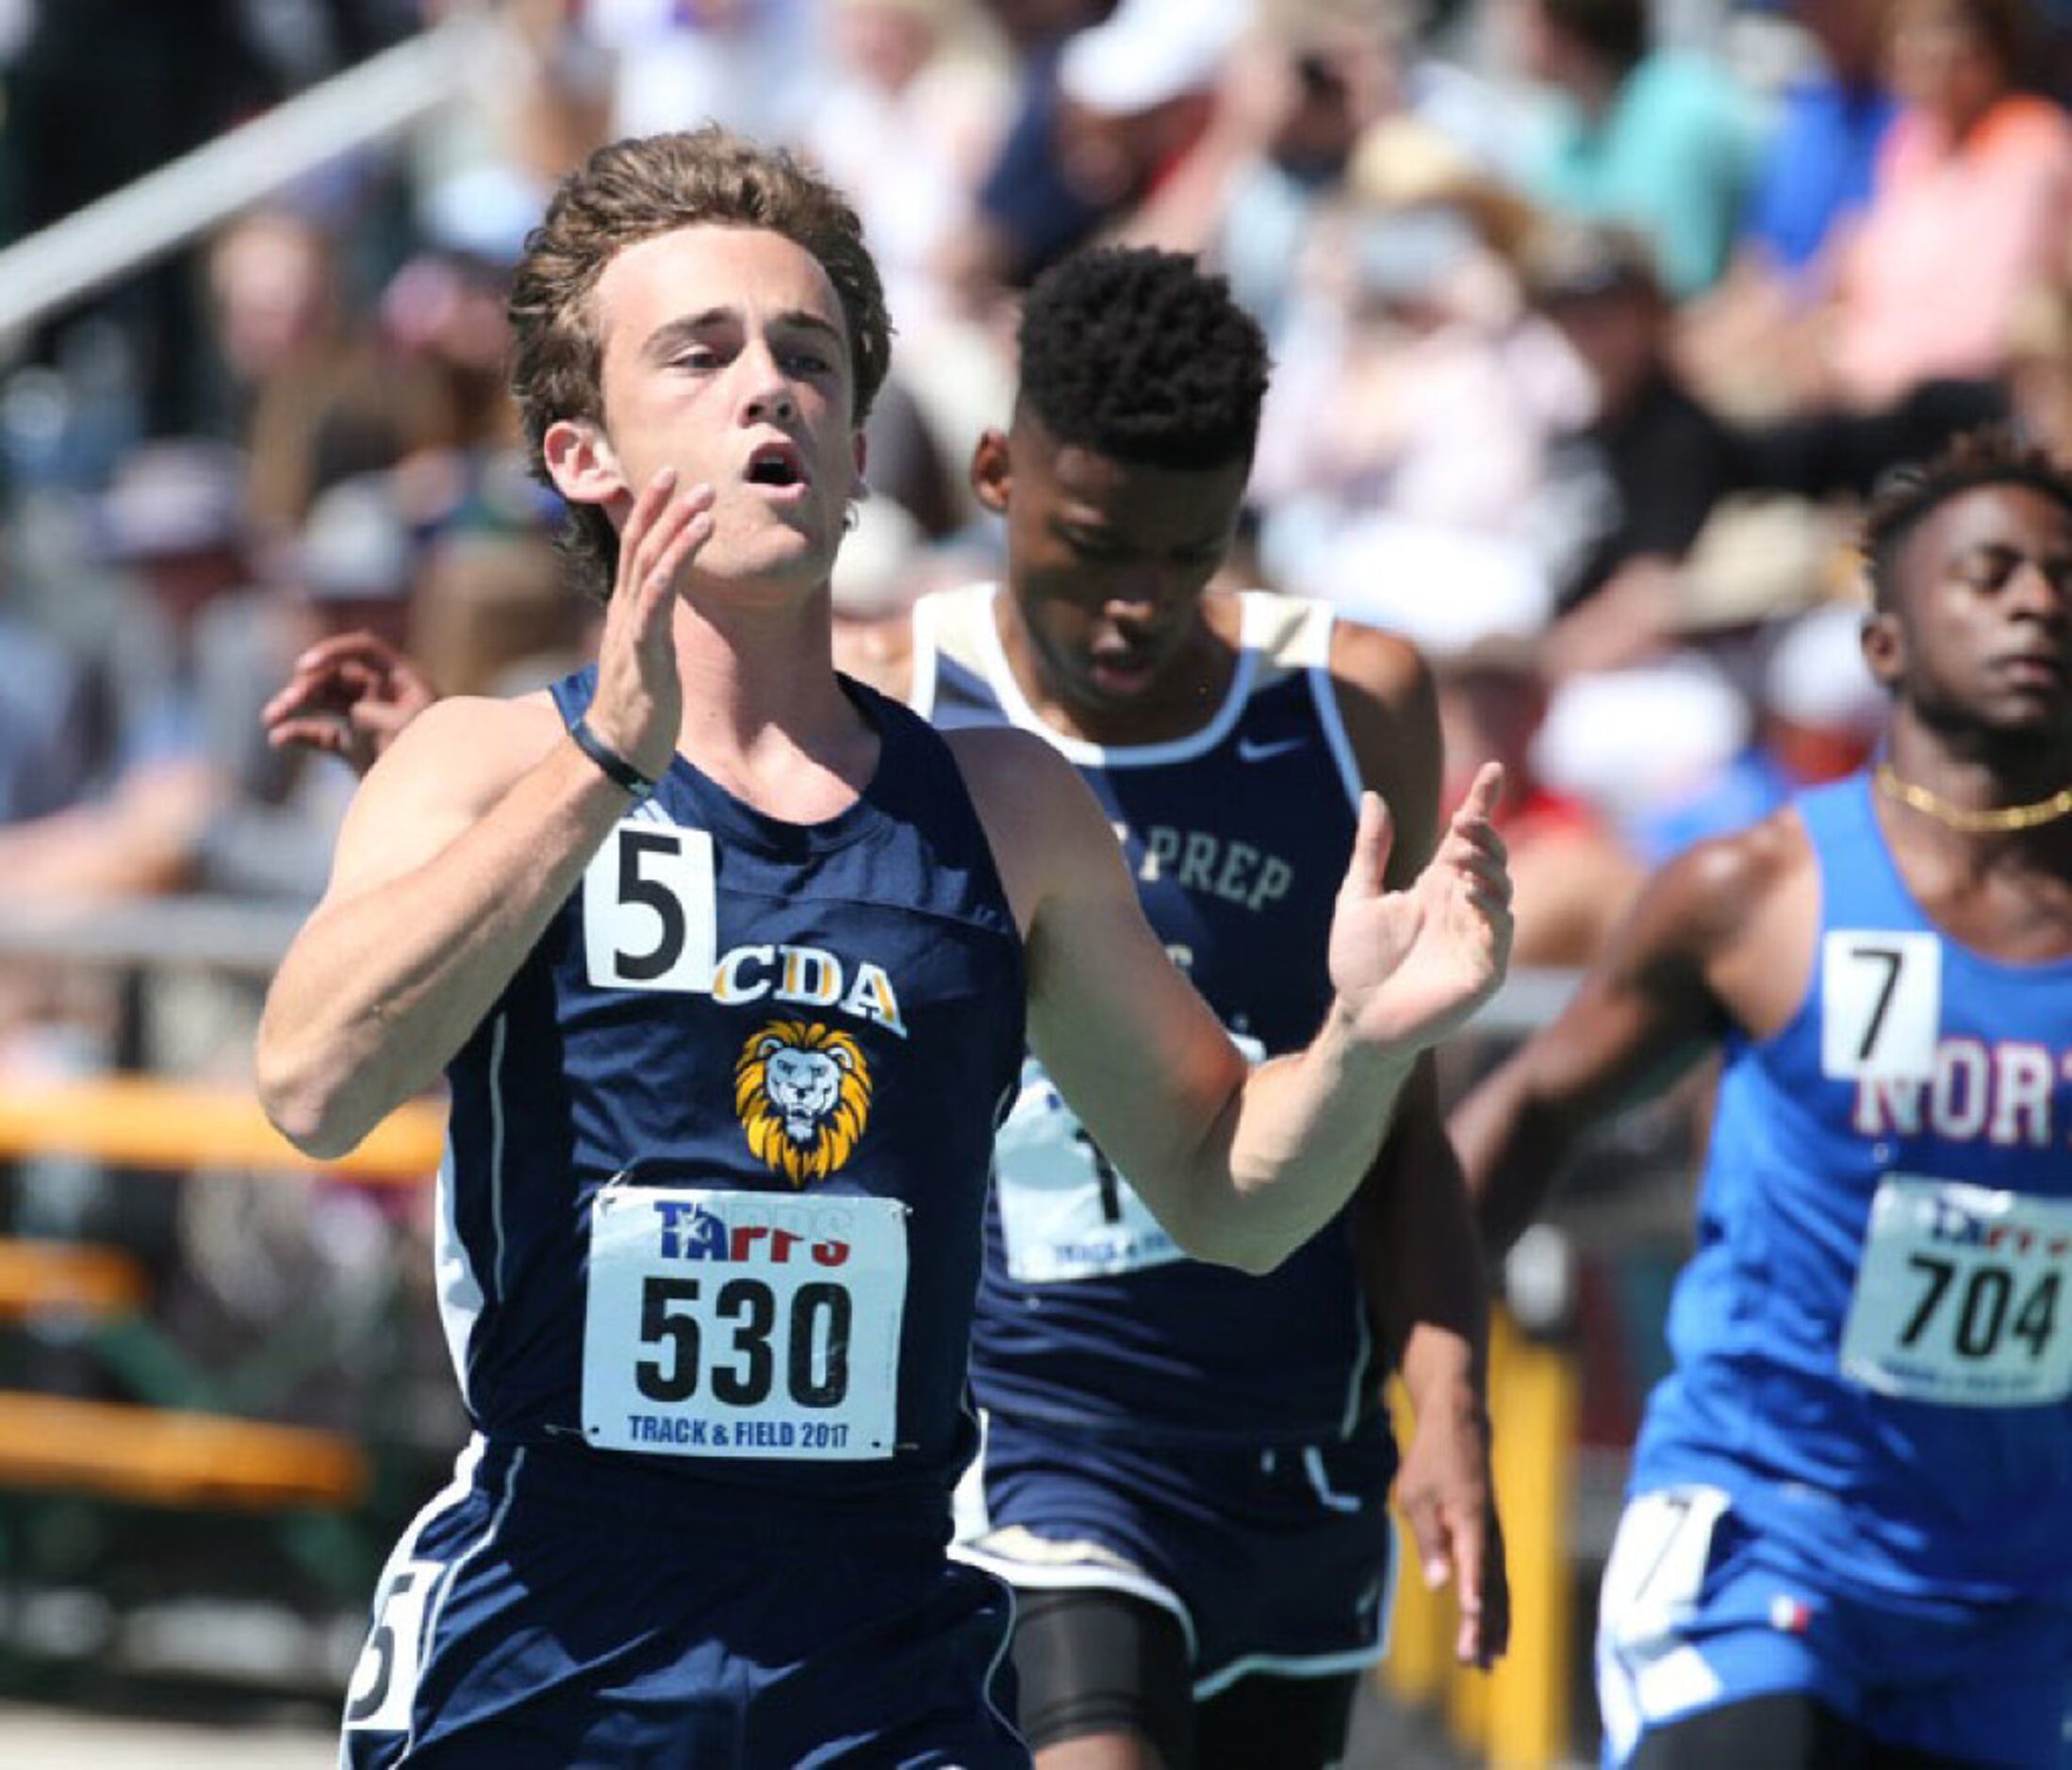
1524, 50, 1768, 299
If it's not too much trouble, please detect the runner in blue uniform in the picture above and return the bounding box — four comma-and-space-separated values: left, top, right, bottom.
905, 247, 1507, 1770
254, 129, 1514, 1767
1452, 427, 2072, 1769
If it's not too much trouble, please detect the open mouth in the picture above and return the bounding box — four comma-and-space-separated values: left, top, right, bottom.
1088, 651, 1158, 695
746, 442, 808, 492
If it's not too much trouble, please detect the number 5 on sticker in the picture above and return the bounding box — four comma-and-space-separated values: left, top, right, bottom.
584, 820, 717, 992
1820, 930, 1940, 1080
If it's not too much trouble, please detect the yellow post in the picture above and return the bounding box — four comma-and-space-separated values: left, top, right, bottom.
1383, 1310, 1579, 1768
1473, 1310, 1577, 1768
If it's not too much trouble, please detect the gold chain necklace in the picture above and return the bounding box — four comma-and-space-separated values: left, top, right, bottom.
1876, 762, 2072, 834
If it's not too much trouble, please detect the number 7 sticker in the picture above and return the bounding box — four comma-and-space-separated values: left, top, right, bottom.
1820, 931, 1940, 1080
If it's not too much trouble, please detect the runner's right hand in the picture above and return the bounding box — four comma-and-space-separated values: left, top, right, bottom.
585, 467, 715, 782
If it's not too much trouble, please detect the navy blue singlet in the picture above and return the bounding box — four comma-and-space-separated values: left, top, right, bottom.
912, 585, 1385, 1447
433, 664, 1025, 1515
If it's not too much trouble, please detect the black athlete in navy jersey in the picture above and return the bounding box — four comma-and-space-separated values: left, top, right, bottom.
900, 251, 1509, 1770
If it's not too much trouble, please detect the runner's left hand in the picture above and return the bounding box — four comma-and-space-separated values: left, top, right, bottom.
1327, 762, 1512, 1055
1396, 1394, 1509, 1668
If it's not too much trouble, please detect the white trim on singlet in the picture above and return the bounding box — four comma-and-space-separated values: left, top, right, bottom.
1338, 1297, 1377, 1440
958, 583, 1264, 768
1288, 601, 1380, 1440
399, 1445, 526, 1761
1301, 603, 1390, 1440
487, 1013, 509, 1302
1303, 634, 1364, 813
434, 1147, 484, 1403
434, 1009, 508, 1406
906, 587, 946, 721
337, 1434, 485, 1761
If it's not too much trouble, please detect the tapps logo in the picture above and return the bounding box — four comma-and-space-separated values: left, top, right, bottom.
734, 1020, 873, 1186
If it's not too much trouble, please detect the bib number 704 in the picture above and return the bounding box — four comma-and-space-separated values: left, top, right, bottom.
1898, 1254, 2060, 1364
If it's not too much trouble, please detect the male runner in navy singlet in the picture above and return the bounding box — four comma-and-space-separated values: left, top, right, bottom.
255, 128, 1514, 1765
907, 248, 1507, 1770
1454, 429, 2072, 1768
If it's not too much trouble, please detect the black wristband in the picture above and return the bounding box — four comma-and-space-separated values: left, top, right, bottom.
569, 715, 658, 801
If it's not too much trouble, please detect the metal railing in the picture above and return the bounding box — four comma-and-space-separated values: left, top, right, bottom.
0, 8, 494, 345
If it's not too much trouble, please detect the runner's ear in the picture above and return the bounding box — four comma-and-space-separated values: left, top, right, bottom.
969, 429, 1011, 516
543, 417, 627, 508
1860, 608, 1903, 693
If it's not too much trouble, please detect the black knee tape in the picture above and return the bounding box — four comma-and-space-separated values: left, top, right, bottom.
1011, 1586, 1194, 1761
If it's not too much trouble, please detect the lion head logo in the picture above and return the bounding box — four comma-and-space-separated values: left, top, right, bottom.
733, 1020, 873, 1186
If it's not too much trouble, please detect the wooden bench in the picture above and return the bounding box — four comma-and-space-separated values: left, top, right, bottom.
0, 1391, 369, 1512
0, 1082, 435, 1521
0, 1238, 146, 1323
0, 1075, 445, 1185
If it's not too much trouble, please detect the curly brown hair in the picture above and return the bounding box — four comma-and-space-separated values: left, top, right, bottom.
1862, 425, 2072, 610
508, 126, 892, 603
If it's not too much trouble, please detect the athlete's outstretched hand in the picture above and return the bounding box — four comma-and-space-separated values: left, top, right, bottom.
264, 631, 438, 778
584, 467, 715, 781
1396, 1398, 1510, 1669
1327, 762, 1512, 1054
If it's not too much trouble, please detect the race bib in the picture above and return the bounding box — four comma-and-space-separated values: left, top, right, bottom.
582, 1184, 907, 1459
994, 1058, 1183, 1283
1839, 1175, 2072, 1406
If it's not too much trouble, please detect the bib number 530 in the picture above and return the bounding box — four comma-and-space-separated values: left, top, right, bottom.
636, 1274, 851, 1409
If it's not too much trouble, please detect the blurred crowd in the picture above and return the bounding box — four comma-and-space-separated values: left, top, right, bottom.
0, 0, 2068, 1534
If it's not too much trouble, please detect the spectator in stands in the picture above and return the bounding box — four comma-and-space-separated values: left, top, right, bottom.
0, 442, 268, 901
1743, 0, 1899, 280
1822, 0, 2072, 406
1517, 218, 1745, 679
1434, 637, 1641, 969
941, 0, 1242, 303
1798, 0, 2072, 408
1678, 0, 1899, 419
576, 0, 832, 146
1193, 0, 1416, 338
406, 522, 590, 700
802, 0, 1013, 342
2004, 280, 2072, 458
0, 599, 94, 828
1631, 561, 1887, 862
218, 473, 424, 901
1104, 0, 1496, 326
200, 206, 348, 451
1252, 142, 1585, 656
1505, 0, 1766, 300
